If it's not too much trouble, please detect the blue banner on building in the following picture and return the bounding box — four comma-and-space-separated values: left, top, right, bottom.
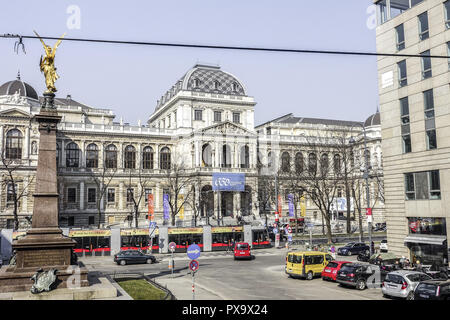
163, 194, 170, 220
212, 173, 245, 192
288, 194, 294, 217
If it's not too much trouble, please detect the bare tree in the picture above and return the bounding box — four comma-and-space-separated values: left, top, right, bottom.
0, 151, 34, 230
124, 167, 151, 228
162, 153, 196, 226
87, 165, 117, 229
293, 134, 342, 243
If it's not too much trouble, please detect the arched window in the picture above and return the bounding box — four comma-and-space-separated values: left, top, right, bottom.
124, 145, 136, 169
232, 82, 239, 92
142, 146, 154, 169
160, 147, 171, 169
281, 152, 291, 173
66, 142, 80, 168
222, 145, 231, 168
333, 154, 341, 173
5, 129, 22, 159
308, 153, 317, 174
320, 153, 329, 174
240, 145, 250, 169
86, 143, 99, 168
202, 144, 212, 167
214, 80, 220, 90
295, 152, 303, 173
105, 144, 117, 169
194, 78, 201, 88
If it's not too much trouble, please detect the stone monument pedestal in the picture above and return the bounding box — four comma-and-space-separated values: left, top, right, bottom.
0, 101, 90, 294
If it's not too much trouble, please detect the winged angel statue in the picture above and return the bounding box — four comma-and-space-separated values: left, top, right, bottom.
33, 30, 66, 94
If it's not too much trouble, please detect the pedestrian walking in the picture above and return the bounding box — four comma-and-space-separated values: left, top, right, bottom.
371, 241, 375, 254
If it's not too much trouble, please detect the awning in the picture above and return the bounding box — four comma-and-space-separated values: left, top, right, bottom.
404, 235, 447, 246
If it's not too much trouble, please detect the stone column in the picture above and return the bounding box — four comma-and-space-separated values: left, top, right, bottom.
244, 224, 252, 246
119, 181, 124, 210
21, 176, 28, 213
159, 226, 168, 254
0, 125, 3, 152
155, 145, 160, 170
24, 127, 30, 159
79, 181, 85, 210
59, 181, 64, 210
155, 183, 160, 212
110, 227, 121, 256
234, 192, 240, 217
203, 225, 212, 252
215, 141, 220, 168
80, 140, 86, 168
118, 143, 123, 169
195, 140, 200, 167
61, 140, 66, 167
100, 182, 104, 211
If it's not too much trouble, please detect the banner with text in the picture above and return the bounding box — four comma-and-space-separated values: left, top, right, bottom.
148, 194, 154, 221
288, 194, 294, 217
163, 193, 170, 220
212, 173, 245, 192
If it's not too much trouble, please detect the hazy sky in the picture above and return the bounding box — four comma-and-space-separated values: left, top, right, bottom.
0, 0, 378, 126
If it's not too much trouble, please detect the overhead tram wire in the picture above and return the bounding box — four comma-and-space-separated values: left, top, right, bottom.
1, 33, 450, 59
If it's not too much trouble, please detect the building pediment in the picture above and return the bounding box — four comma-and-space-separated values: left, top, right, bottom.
198, 121, 256, 136
0, 108, 31, 118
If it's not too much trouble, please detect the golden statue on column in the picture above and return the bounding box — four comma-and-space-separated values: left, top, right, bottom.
33, 30, 66, 94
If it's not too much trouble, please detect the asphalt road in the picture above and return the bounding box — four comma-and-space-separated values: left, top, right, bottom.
81, 249, 388, 300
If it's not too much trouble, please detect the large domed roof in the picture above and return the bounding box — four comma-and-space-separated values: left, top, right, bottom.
0, 75, 39, 100
364, 111, 380, 127
155, 64, 247, 111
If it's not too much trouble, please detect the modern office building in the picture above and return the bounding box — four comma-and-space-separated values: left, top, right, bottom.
374, 0, 450, 265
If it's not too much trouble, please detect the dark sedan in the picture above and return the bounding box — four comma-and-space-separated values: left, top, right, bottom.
414, 279, 450, 300
114, 250, 156, 266
337, 242, 370, 256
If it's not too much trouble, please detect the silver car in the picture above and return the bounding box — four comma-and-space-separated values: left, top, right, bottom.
382, 270, 432, 299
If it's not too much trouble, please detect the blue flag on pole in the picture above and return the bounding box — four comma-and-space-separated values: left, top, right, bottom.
288, 194, 294, 217
163, 194, 170, 220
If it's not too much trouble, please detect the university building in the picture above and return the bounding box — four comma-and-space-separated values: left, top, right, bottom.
0, 63, 384, 239
374, 0, 450, 265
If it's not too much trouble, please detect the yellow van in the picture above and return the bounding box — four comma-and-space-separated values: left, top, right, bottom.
285, 251, 334, 280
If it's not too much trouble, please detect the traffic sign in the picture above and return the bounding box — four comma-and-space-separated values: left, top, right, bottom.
189, 259, 199, 272
187, 244, 201, 260
169, 242, 176, 252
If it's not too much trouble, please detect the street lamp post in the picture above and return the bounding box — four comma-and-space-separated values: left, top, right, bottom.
350, 124, 372, 256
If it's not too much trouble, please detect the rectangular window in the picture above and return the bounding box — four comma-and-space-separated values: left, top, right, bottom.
127, 188, 134, 203
377, 0, 388, 25
233, 112, 241, 124
144, 188, 152, 204
445, 1, 450, 29
68, 188, 76, 203
167, 115, 171, 128
107, 188, 115, 203
426, 129, 437, 150
88, 216, 95, 225
6, 219, 14, 229
194, 110, 203, 121
418, 11, 429, 40
395, 24, 405, 51
6, 183, 16, 203
391, 0, 409, 19
403, 135, 412, 153
448, 42, 450, 70
87, 188, 96, 203
398, 60, 407, 87
424, 89, 434, 119
68, 216, 74, 227
421, 50, 432, 79
405, 171, 441, 200
214, 111, 222, 122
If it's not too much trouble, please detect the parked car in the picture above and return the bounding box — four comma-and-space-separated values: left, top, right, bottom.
382, 270, 432, 300
414, 279, 450, 300
114, 250, 156, 266
336, 263, 386, 290
337, 242, 370, 256
321, 260, 351, 281
379, 239, 388, 252
234, 242, 252, 260
357, 251, 370, 262
285, 251, 334, 280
